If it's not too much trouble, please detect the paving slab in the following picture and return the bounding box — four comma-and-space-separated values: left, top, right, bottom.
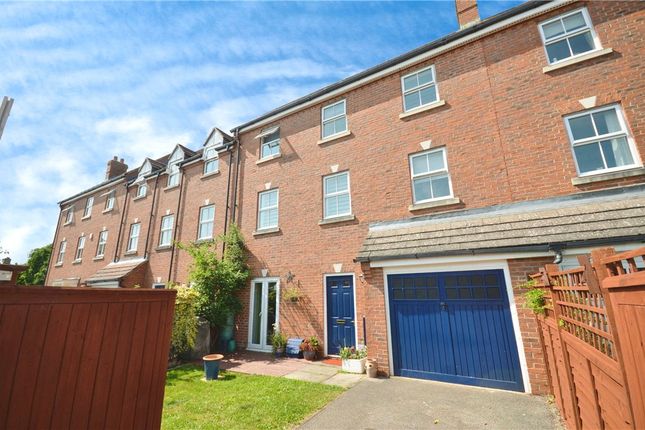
322, 372, 364, 388
300, 376, 563, 430
300, 363, 340, 376
284, 370, 331, 383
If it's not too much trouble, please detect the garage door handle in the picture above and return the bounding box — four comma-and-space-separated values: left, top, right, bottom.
440, 302, 448, 311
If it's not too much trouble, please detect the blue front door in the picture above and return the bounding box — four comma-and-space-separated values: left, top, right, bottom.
326, 275, 356, 355
388, 270, 524, 392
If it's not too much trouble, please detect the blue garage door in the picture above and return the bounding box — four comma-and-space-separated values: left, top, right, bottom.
388, 270, 524, 392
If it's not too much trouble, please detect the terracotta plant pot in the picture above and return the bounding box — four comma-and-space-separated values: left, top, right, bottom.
366, 359, 378, 378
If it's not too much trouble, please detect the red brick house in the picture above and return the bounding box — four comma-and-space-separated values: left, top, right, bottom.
46, 0, 645, 394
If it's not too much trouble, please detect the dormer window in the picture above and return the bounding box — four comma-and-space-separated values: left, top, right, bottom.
166, 148, 184, 188
203, 147, 219, 175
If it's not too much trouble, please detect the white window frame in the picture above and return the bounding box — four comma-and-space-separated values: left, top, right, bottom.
74, 236, 86, 261
56, 240, 66, 264
152, 283, 166, 289
127, 223, 140, 253
203, 146, 219, 175
321, 99, 347, 139
564, 104, 640, 177
104, 191, 115, 211
323, 171, 352, 219
197, 205, 215, 240
401, 65, 439, 112
64, 207, 74, 225
538, 7, 601, 65
257, 189, 279, 231
136, 183, 147, 198
167, 163, 180, 187
159, 214, 174, 247
83, 197, 94, 218
96, 230, 108, 258
259, 129, 280, 160
409, 147, 454, 204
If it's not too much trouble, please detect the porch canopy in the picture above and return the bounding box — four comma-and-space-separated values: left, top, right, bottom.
357, 184, 645, 263
86, 258, 148, 287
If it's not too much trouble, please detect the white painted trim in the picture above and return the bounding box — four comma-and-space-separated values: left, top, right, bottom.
323, 272, 358, 357
538, 7, 602, 66
382, 259, 531, 393
564, 103, 642, 177
247, 277, 281, 352
409, 147, 454, 204
323, 171, 352, 220
401, 65, 439, 113
369, 252, 552, 268
321, 99, 348, 140
237, 0, 573, 133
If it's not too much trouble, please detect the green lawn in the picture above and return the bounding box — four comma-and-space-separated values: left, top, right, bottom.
162, 365, 344, 430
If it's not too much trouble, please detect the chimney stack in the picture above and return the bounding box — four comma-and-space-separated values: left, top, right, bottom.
105, 156, 128, 180
455, 0, 480, 29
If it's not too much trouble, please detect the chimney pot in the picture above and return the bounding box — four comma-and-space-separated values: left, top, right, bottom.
455, 0, 480, 29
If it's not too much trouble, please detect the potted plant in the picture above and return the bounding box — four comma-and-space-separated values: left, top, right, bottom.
271, 328, 287, 357
282, 285, 303, 303
340, 345, 367, 374
300, 336, 321, 361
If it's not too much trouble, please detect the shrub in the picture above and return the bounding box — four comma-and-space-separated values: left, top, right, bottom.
339, 345, 367, 360
170, 285, 199, 358
525, 288, 547, 315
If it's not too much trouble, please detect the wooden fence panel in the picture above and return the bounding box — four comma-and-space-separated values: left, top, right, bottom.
530, 248, 645, 430
0, 286, 176, 430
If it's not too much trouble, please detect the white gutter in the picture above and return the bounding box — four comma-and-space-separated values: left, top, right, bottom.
238, 0, 573, 133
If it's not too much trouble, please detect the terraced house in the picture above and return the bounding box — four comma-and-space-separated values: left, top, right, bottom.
46, 0, 644, 395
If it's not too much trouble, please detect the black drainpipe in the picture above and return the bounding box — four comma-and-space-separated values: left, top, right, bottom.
113, 182, 130, 263
143, 173, 161, 259
167, 167, 186, 284
222, 143, 235, 255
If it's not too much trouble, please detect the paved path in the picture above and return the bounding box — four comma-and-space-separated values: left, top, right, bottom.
300, 377, 562, 430
219, 351, 363, 388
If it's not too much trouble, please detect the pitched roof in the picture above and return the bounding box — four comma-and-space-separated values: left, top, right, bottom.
357, 185, 645, 262
86, 259, 147, 284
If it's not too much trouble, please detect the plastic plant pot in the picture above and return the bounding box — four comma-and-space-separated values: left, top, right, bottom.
203, 354, 224, 380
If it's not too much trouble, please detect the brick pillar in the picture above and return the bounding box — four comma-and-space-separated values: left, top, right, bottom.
455, 0, 480, 29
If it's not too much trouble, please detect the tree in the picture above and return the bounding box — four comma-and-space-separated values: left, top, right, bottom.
169, 284, 200, 360
178, 224, 250, 347
17, 244, 52, 285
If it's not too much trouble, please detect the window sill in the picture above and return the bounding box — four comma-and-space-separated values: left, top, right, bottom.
399, 100, 446, 119
317, 130, 351, 145
256, 154, 282, 165
133, 195, 147, 201
201, 170, 221, 179
93, 256, 105, 261
253, 227, 280, 237
409, 197, 462, 212
72, 259, 82, 265
164, 184, 180, 191
571, 166, 645, 186
54, 262, 63, 267
63, 221, 72, 226
542, 48, 613, 73
318, 214, 356, 225
102, 208, 113, 214
195, 238, 214, 244
81, 215, 91, 221
124, 250, 138, 256
156, 245, 172, 252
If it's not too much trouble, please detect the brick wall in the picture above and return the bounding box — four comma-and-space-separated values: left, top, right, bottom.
507, 257, 554, 395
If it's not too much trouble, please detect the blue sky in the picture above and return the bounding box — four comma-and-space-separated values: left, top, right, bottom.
1, 0, 523, 263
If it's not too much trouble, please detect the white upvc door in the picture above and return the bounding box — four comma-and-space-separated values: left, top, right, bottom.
247, 278, 280, 352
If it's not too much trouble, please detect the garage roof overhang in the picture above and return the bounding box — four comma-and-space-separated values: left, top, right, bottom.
356, 185, 645, 263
